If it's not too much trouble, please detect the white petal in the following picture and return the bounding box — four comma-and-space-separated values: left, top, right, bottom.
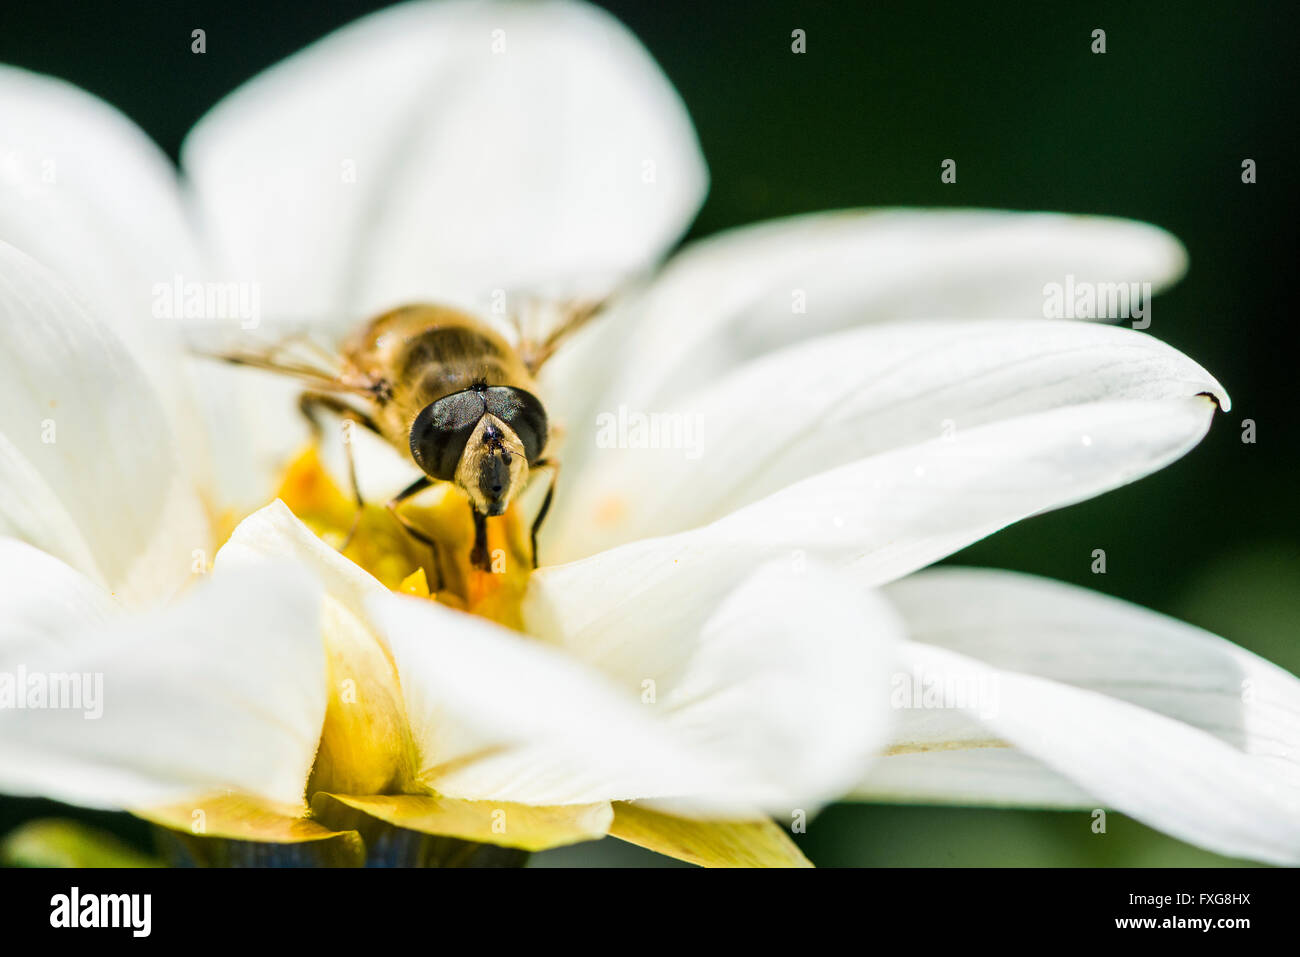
858, 748, 1095, 809
223, 502, 894, 812
0, 66, 203, 372
185, 358, 311, 516
0, 66, 219, 486
888, 568, 1300, 768
552, 319, 1227, 555
855, 567, 1300, 820
0, 561, 326, 810
183, 0, 707, 322
219, 504, 724, 807
0, 433, 102, 590
373, 592, 726, 807
525, 559, 902, 811
217, 501, 418, 797
881, 640, 1300, 865
0, 241, 210, 606
215, 500, 390, 628
856, 568, 1300, 860
544, 392, 1221, 592
0, 538, 117, 645
572, 209, 1187, 419
0, 61, 276, 519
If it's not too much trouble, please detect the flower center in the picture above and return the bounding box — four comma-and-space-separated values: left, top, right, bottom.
273, 445, 533, 631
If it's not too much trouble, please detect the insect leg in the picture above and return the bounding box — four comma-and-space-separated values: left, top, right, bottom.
470, 510, 490, 571
337, 436, 365, 551
527, 458, 560, 569
298, 392, 380, 548
386, 476, 446, 592
298, 392, 381, 442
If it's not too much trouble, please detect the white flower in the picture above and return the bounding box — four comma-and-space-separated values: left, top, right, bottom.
1, 0, 1296, 867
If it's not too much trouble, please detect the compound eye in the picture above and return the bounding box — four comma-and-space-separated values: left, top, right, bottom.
483, 386, 548, 463
409, 390, 486, 480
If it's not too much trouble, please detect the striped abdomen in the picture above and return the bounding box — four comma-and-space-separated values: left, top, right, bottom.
341, 304, 536, 453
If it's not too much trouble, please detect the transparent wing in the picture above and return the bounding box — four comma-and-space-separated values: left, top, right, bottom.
187, 321, 371, 396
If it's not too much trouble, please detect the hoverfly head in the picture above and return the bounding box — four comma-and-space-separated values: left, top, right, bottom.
457, 415, 528, 516
409, 386, 547, 516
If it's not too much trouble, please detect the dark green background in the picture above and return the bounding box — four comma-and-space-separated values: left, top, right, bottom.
1, 0, 1295, 866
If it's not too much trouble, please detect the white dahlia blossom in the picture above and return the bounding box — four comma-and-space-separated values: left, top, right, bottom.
0, 0, 1296, 867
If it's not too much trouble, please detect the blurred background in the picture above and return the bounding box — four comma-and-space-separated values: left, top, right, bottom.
0, 0, 1295, 866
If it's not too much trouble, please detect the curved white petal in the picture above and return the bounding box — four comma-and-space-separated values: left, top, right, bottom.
0, 538, 117, 645
883, 568, 1300, 774
0, 66, 203, 371
187, 358, 313, 517
374, 592, 723, 806
0, 63, 333, 518
0, 66, 223, 486
851, 569, 1300, 863
0, 63, 293, 515
858, 748, 1095, 809
524, 559, 901, 811
216, 501, 416, 796
879, 640, 1300, 865
219, 505, 720, 807
565, 210, 1187, 424
545, 401, 1223, 589
222, 504, 892, 813
0, 433, 103, 589
0, 241, 210, 605
215, 499, 391, 628
0, 560, 326, 810
552, 319, 1227, 555
378, 561, 888, 813
183, 0, 707, 323
857, 568, 1300, 812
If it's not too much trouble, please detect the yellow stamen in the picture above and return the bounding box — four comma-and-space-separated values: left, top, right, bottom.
274, 445, 532, 629
398, 567, 430, 597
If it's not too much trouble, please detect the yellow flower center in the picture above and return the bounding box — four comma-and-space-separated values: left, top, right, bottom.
240, 445, 537, 798
273, 445, 533, 631
148, 445, 811, 867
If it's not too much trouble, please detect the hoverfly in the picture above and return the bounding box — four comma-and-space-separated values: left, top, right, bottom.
205, 301, 602, 574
